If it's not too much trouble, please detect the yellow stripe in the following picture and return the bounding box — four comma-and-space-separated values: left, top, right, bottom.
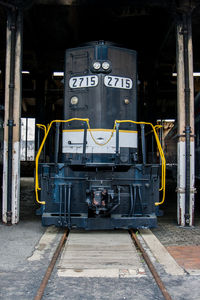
63, 129, 84, 132
62, 129, 138, 133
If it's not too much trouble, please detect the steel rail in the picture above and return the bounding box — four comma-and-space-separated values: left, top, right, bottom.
34, 228, 69, 300
130, 229, 172, 300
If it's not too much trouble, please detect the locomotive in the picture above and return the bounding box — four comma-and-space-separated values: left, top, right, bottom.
35, 41, 165, 229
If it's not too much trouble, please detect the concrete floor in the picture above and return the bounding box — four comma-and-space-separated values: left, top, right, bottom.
0, 178, 200, 299
1, 218, 200, 300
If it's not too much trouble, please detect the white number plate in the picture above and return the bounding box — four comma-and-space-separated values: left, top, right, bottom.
104, 75, 132, 89
69, 75, 98, 89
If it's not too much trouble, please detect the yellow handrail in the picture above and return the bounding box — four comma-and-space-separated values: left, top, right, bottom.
35, 118, 165, 206
86, 122, 115, 146
36, 124, 47, 136
35, 118, 89, 204
114, 120, 165, 206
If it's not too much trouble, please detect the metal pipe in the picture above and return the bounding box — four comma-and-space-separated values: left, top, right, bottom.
182, 13, 191, 225
37, 127, 40, 152
129, 185, 133, 216
59, 185, 62, 225
133, 185, 137, 214
6, 8, 17, 223
64, 185, 67, 225
138, 185, 144, 214
25, 118, 28, 160
140, 124, 146, 164
106, 186, 121, 215
159, 123, 162, 164
115, 122, 120, 161
151, 134, 154, 163
67, 184, 72, 228
82, 122, 87, 163
54, 123, 60, 164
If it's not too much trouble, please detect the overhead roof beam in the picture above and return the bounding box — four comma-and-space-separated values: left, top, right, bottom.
36, 0, 75, 5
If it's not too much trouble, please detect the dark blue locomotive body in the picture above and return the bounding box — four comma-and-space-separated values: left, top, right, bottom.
36, 41, 163, 229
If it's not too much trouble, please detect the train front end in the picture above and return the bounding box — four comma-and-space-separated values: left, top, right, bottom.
36, 41, 163, 229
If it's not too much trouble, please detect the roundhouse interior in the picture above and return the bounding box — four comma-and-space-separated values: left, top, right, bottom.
0, 0, 200, 223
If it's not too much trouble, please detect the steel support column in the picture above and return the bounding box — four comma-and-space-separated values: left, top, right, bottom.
176, 13, 195, 226
2, 10, 23, 224
187, 14, 195, 226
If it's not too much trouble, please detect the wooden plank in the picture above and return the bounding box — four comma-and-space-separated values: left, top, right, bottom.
58, 230, 144, 277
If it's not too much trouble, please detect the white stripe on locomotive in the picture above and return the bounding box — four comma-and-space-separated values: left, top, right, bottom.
62, 129, 138, 154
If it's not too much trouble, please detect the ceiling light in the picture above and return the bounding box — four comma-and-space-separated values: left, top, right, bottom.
172, 72, 200, 77
53, 72, 64, 77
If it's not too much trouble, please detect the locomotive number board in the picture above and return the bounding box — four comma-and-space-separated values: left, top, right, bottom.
69, 75, 133, 90
104, 76, 133, 89
69, 75, 98, 88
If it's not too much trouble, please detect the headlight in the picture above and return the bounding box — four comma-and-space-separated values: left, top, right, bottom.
124, 98, 130, 105
93, 62, 101, 70
70, 96, 79, 105
102, 61, 110, 70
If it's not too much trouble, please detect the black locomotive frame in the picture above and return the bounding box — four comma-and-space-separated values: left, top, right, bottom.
35, 41, 165, 229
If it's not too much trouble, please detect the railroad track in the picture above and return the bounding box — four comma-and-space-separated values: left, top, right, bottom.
34, 228, 69, 300
34, 228, 172, 300
130, 229, 172, 300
